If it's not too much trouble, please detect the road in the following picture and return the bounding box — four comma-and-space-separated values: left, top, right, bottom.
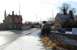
0, 28, 46, 50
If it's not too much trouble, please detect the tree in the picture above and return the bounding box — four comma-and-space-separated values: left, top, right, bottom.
60, 3, 70, 15
59, 3, 76, 28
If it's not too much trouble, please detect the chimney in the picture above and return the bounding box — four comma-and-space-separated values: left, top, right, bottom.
12, 11, 14, 15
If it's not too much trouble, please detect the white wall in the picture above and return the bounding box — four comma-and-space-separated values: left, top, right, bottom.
72, 28, 77, 35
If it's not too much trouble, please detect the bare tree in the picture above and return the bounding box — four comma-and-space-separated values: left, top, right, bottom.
60, 3, 70, 15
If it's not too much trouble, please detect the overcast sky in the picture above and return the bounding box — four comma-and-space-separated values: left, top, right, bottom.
0, 0, 77, 23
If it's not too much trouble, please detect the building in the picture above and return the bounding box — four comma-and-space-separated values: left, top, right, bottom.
3, 11, 22, 30
55, 13, 74, 29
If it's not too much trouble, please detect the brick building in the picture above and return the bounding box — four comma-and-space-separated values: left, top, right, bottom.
3, 11, 22, 30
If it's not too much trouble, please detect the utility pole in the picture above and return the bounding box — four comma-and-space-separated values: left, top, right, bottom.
18, 0, 21, 15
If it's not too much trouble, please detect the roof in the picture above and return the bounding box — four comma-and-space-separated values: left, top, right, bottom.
55, 13, 72, 22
